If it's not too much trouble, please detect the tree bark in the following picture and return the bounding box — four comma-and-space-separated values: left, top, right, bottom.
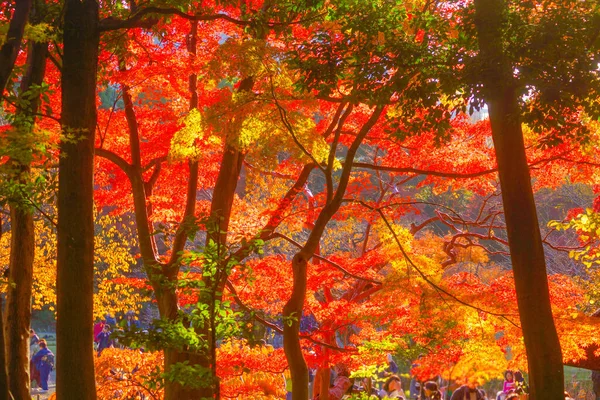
474, 1, 564, 399
56, 0, 99, 398
188, 144, 243, 400
6, 206, 34, 399
0, 295, 8, 400
0, 0, 32, 97
284, 106, 383, 400
5, 36, 48, 400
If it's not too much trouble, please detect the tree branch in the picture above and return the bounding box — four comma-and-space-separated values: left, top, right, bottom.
355, 200, 521, 328
95, 147, 133, 177
225, 280, 357, 352
99, 8, 251, 32
272, 232, 382, 285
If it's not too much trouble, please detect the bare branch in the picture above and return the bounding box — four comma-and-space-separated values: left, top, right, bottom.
354, 200, 521, 328
225, 280, 356, 352
95, 147, 133, 177
99, 8, 251, 32
272, 232, 382, 285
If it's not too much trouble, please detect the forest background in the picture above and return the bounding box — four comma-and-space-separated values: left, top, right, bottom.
1, 0, 600, 399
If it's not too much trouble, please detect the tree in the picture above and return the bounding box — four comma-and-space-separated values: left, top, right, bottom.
0, 292, 7, 400
94, 4, 325, 397
4, 34, 48, 399
56, 0, 99, 397
469, 1, 600, 397
0, 0, 32, 96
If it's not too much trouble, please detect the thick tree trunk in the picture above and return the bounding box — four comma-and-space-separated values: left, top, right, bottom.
474, 1, 564, 399
56, 0, 99, 398
0, 0, 32, 96
5, 37, 48, 400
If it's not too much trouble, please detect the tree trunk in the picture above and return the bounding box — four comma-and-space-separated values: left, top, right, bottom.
185, 76, 251, 400
313, 367, 331, 400
5, 37, 48, 400
474, 1, 564, 398
6, 207, 34, 399
0, 0, 32, 96
185, 144, 244, 400
0, 295, 8, 400
284, 252, 310, 400
56, 0, 99, 398
283, 106, 383, 400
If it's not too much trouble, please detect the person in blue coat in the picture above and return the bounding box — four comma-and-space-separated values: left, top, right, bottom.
124, 311, 141, 330
31, 339, 54, 392
95, 324, 113, 356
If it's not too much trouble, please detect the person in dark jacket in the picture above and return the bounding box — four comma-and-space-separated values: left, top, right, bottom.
31, 339, 54, 392
450, 379, 486, 400
104, 313, 116, 327
423, 381, 442, 400
381, 375, 406, 399
95, 324, 113, 356
125, 311, 141, 330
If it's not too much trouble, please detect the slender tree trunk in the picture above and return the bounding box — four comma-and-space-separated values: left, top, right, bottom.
474, 1, 564, 398
5, 36, 48, 400
186, 76, 253, 400
284, 253, 310, 400
6, 207, 34, 399
0, 295, 8, 400
0, 218, 6, 400
0, 0, 32, 96
186, 144, 243, 400
56, 0, 99, 398
313, 367, 331, 400
284, 106, 382, 400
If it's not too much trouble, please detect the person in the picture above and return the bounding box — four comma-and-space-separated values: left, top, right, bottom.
381, 375, 405, 399
513, 370, 528, 394
93, 319, 105, 341
505, 394, 519, 400
328, 363, 353, 400
592, 370, 600, 400
450, 378, 486, 400
31, 339, 54, 393
30, 357, 41, 389
497, 371, 516, 400
30, 329, 40, 354
95, 324, 113, 356
361, 377, 380, 398
423, 381, 442, 400
387, 353, 399, 375
409, 380, 421, 400
125, 311, 141, 330
564, 391, 575, 400
104, 313, 116, 327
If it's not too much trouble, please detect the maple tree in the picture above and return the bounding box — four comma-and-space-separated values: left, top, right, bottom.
93, 2, 329, 397
2, 0, 600, 399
